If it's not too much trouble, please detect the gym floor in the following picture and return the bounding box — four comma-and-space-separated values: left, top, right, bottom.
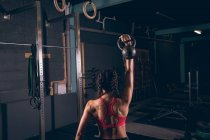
28, 91, 210, 140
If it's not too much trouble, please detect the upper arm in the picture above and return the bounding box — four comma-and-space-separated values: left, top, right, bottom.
121, 59, 134, 105
76, 100, 93, 139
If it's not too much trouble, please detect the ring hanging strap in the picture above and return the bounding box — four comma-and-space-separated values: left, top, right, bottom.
54, 0, 68, 12
83, 1, 97, 19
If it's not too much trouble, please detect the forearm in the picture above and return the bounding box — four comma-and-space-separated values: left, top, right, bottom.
124, 59, 134, 73
75, 133, 82, 140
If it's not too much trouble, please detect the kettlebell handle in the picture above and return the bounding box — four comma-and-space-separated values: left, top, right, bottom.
117, 35, 136, 51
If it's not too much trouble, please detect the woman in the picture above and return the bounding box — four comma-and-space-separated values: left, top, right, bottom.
75, 34, 135, 140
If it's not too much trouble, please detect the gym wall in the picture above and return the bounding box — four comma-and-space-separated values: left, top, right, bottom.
156, 41, 180, 86
80, 14, 130, 101
81, 43, 123, 100
0, 0, 77, 140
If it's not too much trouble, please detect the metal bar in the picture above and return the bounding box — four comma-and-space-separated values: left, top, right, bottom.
181, 36, 210, 43
155, 23, 210, 35
0, 41, 75, 49
69, 17, 77, 93
188, 72, 191, 106
79, 26, 176, 43
75, 13, 83, 119
180, 43, 185, 83
8, 3, 35, 15
73, 0, 132, 13
36, 1, 45, 140
154, 36, 157, 74
81, 42, 86, 105
0, 41, 31, 46
65, 5, 72, 94
196, 71, 199, 104
0, 4, 8, 14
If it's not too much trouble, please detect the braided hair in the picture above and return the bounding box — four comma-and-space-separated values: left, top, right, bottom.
96, 69, 119, 97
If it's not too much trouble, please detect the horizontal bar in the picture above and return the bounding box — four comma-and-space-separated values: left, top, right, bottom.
181, 36, 210, 43
155, 23, 210, 35
0, 41, 75, 49
79, 27, 176, 43
72, 0, 133, 13
0, 41, 32, 46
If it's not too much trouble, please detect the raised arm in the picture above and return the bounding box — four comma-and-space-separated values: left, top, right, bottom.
121, 59, 134, 105
119, 34, 136, 105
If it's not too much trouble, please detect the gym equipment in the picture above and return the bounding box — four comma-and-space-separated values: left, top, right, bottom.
54, 0, 68, 12
83, 0, 97, 19
0, 41, 74, 49
187, 71, 202, 105
95, 11, 116, 31
117, 34, 136, 59
28, 44, 41, 109
122, 46, 136, 59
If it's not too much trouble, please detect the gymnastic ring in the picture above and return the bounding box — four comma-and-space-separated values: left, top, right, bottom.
83, 1, 97, 19
54, 0, 68, 12
117, 35, 136, 51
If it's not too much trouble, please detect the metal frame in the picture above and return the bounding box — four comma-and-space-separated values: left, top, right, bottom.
180, 43, 185, 83
35, 1, 45, 140
65, 5, 72, 94
188, 72, 192, 106
75, 13, 83, 118
187, 71, 200, 106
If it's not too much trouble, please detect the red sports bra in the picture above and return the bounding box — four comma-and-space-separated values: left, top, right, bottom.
98, 97, 127, 129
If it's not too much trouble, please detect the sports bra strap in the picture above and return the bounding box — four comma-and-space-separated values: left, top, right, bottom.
98, 97, 127, 129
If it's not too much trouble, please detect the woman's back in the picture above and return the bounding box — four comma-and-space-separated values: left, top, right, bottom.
90, 94, 129, 139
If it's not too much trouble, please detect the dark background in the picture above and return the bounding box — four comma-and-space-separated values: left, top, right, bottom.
0, 0, 210, 139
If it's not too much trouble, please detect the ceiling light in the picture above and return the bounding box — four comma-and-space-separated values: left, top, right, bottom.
3, 15, 10, 20
194, 30, 202, 35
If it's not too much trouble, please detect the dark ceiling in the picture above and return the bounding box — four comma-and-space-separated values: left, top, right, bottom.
1, 0, 210, 37
99, 0, 210, 28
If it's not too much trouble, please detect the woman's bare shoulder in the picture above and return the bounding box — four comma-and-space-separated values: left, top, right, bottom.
86, 98, 101, 107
